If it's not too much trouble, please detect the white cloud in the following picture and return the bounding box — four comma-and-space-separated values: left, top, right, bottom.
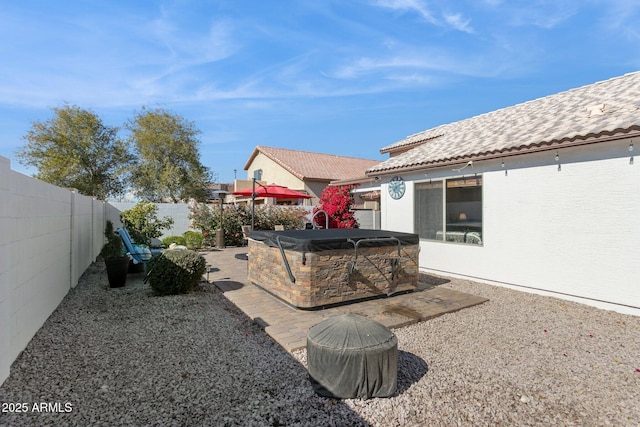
385, 73, 435, 85
444, 13, 474, 34
371, 0, 474, 33
146, 16, 238, 69
0, 5, 241, 109
482, 1, 579, 29
328, 49, 504, 81
597, 0, 640, 40
1, 0, 635, 118
372, 0, 438, 24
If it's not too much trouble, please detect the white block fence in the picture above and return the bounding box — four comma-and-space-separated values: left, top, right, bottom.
107, 202, 192, 240
0, 156, 115, 386
0, 156, 202, 386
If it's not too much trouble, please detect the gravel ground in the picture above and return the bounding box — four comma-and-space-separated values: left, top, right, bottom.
1, 262, 639, 426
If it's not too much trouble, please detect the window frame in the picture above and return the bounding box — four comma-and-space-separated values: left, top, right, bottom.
414, 175, 483, 246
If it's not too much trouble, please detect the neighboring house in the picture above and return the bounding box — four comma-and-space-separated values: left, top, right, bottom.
237, 146, 381, 206
364, 72, 640, 315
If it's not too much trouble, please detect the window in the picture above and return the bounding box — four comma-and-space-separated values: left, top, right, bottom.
415, 181, 443, 240
415, 176, 482, 245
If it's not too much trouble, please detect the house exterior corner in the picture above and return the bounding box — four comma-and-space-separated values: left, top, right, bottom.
377, 138, 640, 315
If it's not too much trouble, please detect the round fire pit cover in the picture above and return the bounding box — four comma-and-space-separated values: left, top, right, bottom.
307, 313, 397, 399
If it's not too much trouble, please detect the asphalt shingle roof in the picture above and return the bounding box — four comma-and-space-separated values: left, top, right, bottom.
246, 146, 381, 181
368, 72, 640, 174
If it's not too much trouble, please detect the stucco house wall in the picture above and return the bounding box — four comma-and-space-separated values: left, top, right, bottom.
367, 72, 640, 316
381, 180, 414, 233
242, 146, 381, 208
378, 138, 639, 315
247, 153, 305, 191
303, 181, 328, 205
245, 152, 316, 205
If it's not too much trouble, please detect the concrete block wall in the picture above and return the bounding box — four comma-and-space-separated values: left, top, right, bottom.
71, 193, 104, 286
354, 209, 381, 230
0, 156, 106, 386
107, 202, 192, 240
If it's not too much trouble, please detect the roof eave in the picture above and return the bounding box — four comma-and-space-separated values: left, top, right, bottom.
244, 146, 306, 180
367, 128, 640, 177
243, 146, 262, 171
329, 175, 378, 186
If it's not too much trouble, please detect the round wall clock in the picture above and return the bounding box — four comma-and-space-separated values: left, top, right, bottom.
388, 176, 405, 200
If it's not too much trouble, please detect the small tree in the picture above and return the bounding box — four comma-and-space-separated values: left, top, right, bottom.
15, 104, 132, 200
313, 186, 359, 228
120, 201, 174, 245
127, 107, 213, 202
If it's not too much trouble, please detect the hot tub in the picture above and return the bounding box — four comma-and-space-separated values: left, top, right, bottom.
248, 229, 419, 309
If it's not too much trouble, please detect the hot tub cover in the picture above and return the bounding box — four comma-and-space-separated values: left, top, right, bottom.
250, 228, 418, 252
307, 313, 397, 399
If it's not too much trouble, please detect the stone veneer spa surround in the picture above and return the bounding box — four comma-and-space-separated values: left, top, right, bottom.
248, 229, 419, 309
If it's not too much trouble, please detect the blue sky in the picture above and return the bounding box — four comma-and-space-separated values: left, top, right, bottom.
1, 0, 639, 183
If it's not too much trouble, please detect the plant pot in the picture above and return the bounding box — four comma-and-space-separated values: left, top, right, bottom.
128, 261, 144, 273
105, 256, 130, 288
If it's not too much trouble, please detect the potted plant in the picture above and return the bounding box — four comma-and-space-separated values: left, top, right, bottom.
101, 220, 130, 288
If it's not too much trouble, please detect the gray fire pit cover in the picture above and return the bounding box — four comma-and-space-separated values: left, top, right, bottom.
307, 313, 397, 399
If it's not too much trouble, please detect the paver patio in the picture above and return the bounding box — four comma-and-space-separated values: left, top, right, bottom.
202, 246, 488, 352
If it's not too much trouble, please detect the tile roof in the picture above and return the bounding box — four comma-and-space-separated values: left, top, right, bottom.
369, 72, 640, 174
245, 146, 381, 181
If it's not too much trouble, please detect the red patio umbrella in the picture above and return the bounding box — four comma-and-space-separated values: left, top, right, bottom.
232, 183, 312, 230
232, 183, 312, 199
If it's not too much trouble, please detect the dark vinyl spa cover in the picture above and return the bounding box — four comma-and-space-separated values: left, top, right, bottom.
250, 229, 419, 252
307, 314, 397, 399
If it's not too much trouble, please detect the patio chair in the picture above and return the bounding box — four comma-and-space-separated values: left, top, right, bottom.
241, 225, 252, 246
117, 228, 161, 273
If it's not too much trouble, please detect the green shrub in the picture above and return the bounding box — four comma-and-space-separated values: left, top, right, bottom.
147, 250, 206, 296
120, 201, 174, 245
162, 235, 186, 247
183, 230, 204, 250
100, 220, 125, 259
189, 203, 308, 246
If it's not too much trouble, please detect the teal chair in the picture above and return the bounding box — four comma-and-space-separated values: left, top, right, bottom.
117, 228, 161, 272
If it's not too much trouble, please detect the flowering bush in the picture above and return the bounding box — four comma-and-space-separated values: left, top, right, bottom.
189, 203, 308, 246
313, 185, 358, 228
